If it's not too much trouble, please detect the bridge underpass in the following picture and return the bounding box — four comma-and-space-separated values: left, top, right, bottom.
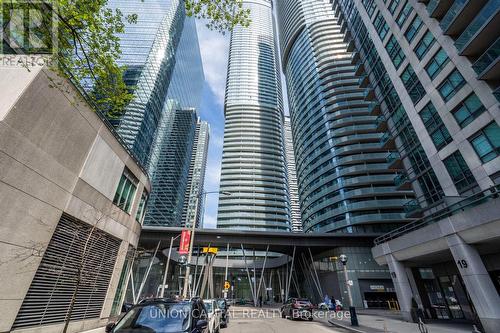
123, 227, 388, 309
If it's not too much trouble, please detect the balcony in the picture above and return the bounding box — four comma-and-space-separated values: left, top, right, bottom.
367, 102, 381, 116
403, 199, 423, 217
355, 63, 365, 76
351, 51, 360, 65
387, 152, 403, 169
363, 87, 375, 101
427, 0, 454, 19
440, 0, 487, 36
455, 1, 500, 56
380, 132, 395, 149
394, 173, 412, 190
358, 74, 369, 88
472, 36, 500, 80
375, 115, 387, 131
346, 39, 355, 52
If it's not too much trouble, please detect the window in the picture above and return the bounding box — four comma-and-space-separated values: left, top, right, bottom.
443, 151, 477, 193
425, 48, 449, 80
438, 69, 466, 102
414, 30, 435, 60
113, 169, 138, 213
469, 122, 500, 163
386, 35, 406, 69
452, 94, 486, 128
396, 2, 413, 27
363, 0, 377, 17
405, 16, 423, 43
388, 0, 401, 14
420, 102, 452, 150
374, 12, 389, 40
401, 65, 426, 104
135, 190, 148, 223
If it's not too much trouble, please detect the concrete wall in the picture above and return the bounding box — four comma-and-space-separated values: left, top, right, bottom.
0, 67, 150, 333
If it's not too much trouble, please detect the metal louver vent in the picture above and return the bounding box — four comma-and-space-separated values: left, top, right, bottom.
13, 213, 121, 329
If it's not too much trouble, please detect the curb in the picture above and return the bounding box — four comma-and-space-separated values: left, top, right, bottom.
328, 319, 369, 333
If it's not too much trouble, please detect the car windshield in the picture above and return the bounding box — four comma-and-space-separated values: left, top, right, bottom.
203, 301, 213, 313
113, 303, 191, 333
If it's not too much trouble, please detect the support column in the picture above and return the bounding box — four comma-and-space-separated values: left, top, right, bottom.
447, 235, 500, 333
386, 254, 413, 322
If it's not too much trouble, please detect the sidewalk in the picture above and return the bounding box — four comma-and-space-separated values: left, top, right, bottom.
328, 311, 476, 333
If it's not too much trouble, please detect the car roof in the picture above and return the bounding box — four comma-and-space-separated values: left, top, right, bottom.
138, 298, 192, 305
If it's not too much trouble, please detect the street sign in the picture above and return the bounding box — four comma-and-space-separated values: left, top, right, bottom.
224, 281, 230, 290
202, 247, 218, 254
179, 230, 191, 254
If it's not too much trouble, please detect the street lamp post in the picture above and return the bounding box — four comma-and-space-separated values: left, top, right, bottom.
340, 254, 359, 326
181, 190, 230, 299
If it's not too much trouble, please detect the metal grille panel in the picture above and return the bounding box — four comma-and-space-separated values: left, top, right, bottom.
13, 213, 121, 329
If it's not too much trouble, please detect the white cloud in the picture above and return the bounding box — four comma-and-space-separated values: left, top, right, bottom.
196, 20, 229, 107
202, 212, 218, 229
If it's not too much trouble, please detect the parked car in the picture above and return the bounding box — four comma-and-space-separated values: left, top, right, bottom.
105, 298, 209, 333
281, 298, 313, 321
216, 298, 230, 328
203, 299, 222, 333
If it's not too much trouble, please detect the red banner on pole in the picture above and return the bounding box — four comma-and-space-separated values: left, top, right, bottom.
179, 229, 191, 254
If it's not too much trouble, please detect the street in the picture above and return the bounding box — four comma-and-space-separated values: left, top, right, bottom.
225, 318, 347, 333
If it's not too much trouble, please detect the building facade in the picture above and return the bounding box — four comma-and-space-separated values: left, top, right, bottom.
330, 0, 500, 331
0, 67, 150, 333
284, 116, 303, 232
217, 0, 291, 231
183, 120, 210, 228
110, 0, 187, 167
275, 0, 418, 308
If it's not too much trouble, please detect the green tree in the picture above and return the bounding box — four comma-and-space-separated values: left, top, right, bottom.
6, 0, 249, 118
185, 0, 250, 33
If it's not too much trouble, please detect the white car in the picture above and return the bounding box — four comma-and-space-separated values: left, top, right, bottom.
203, 299, 222, 333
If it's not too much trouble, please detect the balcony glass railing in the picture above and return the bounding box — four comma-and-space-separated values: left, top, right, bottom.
472, 36, 500, 76
440, 0, 467, 31
455, 0, 500, 52
394, 173, 409, 187
374, 184, 500, 245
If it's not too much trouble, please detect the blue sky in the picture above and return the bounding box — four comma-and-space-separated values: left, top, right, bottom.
195, 21, 229, 228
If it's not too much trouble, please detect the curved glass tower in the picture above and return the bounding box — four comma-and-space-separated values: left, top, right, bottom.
276, 0, 415, 233
217, 0, 290, 231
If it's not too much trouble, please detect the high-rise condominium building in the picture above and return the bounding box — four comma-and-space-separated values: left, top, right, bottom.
217, 0, 290, 231
183, 120, 210, 228
331, 1, 500, 330
276, 0, 415, 235
284, 117, 303, 232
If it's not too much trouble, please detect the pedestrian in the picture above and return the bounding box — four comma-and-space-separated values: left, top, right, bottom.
259, 295, 263, 307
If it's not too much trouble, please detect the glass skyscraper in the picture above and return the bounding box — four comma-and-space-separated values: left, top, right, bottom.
182, 120, 210, 228
108, 0, 205, 226
110, 0, 187, 167
217, 0, 290, 231
144, 14, 205, 227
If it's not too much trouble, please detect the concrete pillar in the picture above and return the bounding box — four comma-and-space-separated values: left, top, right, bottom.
405, 267, 424, 309
386, 254, 413, 322
447, 235, 500, 333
